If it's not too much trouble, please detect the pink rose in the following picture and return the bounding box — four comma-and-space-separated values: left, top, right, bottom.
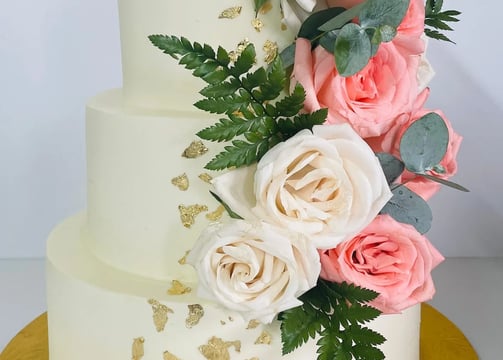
368, 106, 462, 200
293, 38, 421, 138
319, 215, 444, 314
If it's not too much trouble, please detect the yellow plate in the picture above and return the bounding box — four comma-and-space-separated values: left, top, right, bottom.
0, 304, 477, 359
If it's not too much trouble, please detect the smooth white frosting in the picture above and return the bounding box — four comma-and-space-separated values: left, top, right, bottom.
86, 89, 222, 281
47, 213, 420, 360
118, 0, 297, 111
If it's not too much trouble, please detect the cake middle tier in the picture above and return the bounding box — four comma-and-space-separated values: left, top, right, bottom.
86, 89, 221, 281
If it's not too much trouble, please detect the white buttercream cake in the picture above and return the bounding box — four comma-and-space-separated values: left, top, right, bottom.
46, 1, 425, 359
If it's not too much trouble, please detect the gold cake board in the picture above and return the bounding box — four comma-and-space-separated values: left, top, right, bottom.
0, 304, 477, 360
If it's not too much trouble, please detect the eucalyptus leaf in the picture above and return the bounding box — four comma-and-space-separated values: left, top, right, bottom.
380, 186, 432, 234
319, 30, 338, 54
298, 7, 346, 41
318, 3, 366, 32
334, 23, 371, 76
416, 173, 470, 192
378, 24, 396, 42
376, 153, 404, 185
359, 0, 410, 28
279, 43, 296, 69
400, 112, 449, 173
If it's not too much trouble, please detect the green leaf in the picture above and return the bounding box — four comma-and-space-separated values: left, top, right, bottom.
230, 44, 256, 77
199, 79, 241, 98
380, 185, 433, 234
334, 23, 372, 76
299, 7, 347, 41
347, 325, 386, 346
197, 115, 249, 142
275, 83, 306, 117
317, 327, 344, 360
280, 304, 323, 355
400, 112, 449, 173
351, 344, 385, 360
209, 191, 243, 219
345, 304, 381, 325
416, 173, 470, 192
330, 281, 380, 304
376, 152, 404, 185
204, 139, 268, 170
318, 3, 366, 32
279, 42, 296, 69
359, 0, 410, 28
195, 93, 249, 115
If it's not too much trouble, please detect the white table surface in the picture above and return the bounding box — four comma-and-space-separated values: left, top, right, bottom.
1, 257, 502, 358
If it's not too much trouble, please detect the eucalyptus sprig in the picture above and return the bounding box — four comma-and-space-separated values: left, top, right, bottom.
280, 0, 410, 76
425, 0, 461, 43
149, 35, 327, 170
280, 280, 385, 360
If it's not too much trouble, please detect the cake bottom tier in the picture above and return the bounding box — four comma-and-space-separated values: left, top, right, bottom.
46, 213, 421, 360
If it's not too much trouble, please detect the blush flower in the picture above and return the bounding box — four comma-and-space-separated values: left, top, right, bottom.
212, 124, 392, 249
293, 38, 422, 138
187, 220, 320, 323
319, 214, 444, 313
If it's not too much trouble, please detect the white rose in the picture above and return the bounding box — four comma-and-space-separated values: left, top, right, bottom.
187, 220, 320, 323
212, 124, 392, 249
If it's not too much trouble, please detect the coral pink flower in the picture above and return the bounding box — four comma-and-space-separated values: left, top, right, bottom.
319, 215, 444, 313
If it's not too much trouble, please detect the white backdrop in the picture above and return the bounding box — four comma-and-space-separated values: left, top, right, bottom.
1, 0, 502, 258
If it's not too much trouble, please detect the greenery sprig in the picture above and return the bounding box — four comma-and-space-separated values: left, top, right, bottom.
425, 0, 461, 43
149, 35, 327, 170
280, 280, 385, 360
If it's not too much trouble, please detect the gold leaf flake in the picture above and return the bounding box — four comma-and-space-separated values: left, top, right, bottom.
220, 320, 226, 325
229, 39, 251, 63
263, 40, 278, 64
259, 1, 273, 14
199, 337, 241, 360
163, 351, 181, 360
132, 337, 145, 360
167, 280, 192, 295
246, 319, 261, 329
219, 6, 243, 19
255, 331, 272, 345
178, 250, 190, 265
171, 173, 189, 191
147, 299, 173, 332
252, 18, 264, 32
247, 358, 260, 360
206, 205, 225, 221
198, 173, 213, 184
182, 141, 208, 158
179, 204, 208, 228
186, 304, 205, 328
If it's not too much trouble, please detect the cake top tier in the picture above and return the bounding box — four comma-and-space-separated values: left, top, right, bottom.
118, 0, 299, 112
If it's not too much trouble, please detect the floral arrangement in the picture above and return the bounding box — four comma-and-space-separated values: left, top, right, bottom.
149, 0, 465, 358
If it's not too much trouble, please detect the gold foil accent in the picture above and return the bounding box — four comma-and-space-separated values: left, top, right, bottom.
247, 358, 260, 360
171, 173, 189, 191
179, 204, 209, 228
178, 250, 190, 265
259, 1, 273, 14
220, 320, 226, 325
167, 280, 192, 295
263, 40, 278, 64
281, 22, 288, 31
186, 304, 205, 328
219, 6, 243, 19
147, 299, 173, 332
199, 337, 241, 360
255, 331, 272, 345
182, 141, 208, 158
206, 205, 225, 221
229, 39, 251, 63
132, 337, 145, 360
198, 173, 213, 184
163, 351, 181, 360
246, 319, 261, 329
252, 18, 264, 32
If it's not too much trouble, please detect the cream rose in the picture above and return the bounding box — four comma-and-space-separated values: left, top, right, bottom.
280, 0, 318, 33
212, 124, 392, 249
187, 220, 320, 323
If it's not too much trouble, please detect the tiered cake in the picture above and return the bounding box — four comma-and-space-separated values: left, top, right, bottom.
46, 0, 421, 359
